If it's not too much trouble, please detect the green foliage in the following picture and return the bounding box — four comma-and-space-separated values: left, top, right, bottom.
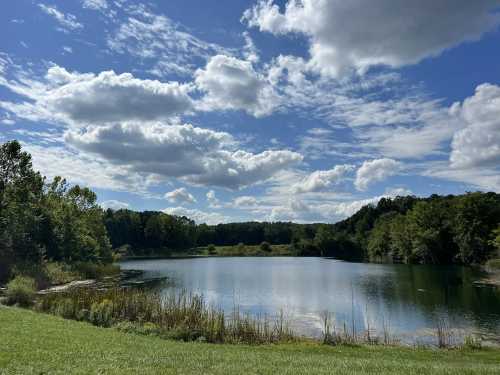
206, 244, 292, 257
5, 276, 36, 307
89, 299, 115, 327
489, 225, 500, 256
104, 209, 197, 255
0, 141, 113, 284
366, 193, 500, 265
38, 288, 296, 345
485, 259, 500, 270
13, 262, 80, 289
207, 244, 217, 255
0, 141, 45, 282
71, 261, 120, 280
44, 262, 80, 285
260, 241, 271, 252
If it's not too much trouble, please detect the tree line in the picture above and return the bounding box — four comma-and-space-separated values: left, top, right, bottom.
105, 193, 500, 264
1, 140, 499, 284
0, 141, 112, 282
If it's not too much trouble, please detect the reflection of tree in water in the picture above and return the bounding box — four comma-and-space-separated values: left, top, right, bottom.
357, 264, 500, 333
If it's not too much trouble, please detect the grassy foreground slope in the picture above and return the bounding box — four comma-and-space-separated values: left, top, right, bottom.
1, 307, 499, 375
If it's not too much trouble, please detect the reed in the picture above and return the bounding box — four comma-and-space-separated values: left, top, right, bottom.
36, 287, 296, 345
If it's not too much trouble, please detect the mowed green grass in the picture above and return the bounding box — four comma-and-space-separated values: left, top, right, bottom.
1, 307, 499, 375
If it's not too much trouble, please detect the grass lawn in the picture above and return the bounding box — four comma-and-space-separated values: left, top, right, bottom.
1, 306, 499, 375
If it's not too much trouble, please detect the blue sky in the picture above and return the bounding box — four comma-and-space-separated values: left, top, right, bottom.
1, 0, 499, 224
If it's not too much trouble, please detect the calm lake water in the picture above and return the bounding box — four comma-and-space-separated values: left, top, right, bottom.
120, 257, 500, 343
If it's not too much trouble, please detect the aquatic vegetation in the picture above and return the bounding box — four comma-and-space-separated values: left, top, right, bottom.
36, 288, 296, 345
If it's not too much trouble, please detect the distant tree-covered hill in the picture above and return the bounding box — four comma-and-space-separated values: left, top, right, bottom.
104, 193, 500, 265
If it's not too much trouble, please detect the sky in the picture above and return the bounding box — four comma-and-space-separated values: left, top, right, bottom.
0, 0, 499, 224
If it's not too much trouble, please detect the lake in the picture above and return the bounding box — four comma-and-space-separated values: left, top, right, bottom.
120, 257, 500, 344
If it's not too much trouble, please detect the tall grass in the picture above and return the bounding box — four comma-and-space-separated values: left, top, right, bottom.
5, 276, 36, 307
36, 288, 296, 344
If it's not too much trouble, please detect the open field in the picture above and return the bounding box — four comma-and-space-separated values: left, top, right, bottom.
1, 306, 499, 375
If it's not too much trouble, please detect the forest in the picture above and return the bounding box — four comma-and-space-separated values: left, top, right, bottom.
1, 140, 499, 284
105, 193, 500, 264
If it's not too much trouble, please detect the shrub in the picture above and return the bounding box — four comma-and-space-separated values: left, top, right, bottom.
45, 263, 79, 285
485, 258, 500, 270
463, 335, 482, 350
72, 262, 120, 280
207, 244, 217, 255
237, 243, 246, 253
5, 276, 36, 307
89, 299, 114, 327
260, 241, 271, 252
52, 297, 77, 319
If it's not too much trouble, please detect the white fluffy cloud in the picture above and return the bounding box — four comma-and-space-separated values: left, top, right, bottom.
100, 199, 129, 210
206, 190, 221, 208
23, 143, 156, 193
244, 0, 500, 77
293, 164, 354, 193
195, 55, 279, 117
233, 196, 259, 207
163, 207, 227, 225
266, 187, 412, 223
66, 122, 303, 189
449, 83, 500, 169
38, 4, 83, 32
355, 158, 402, 191
165, 187, 197, 204
0, 66, 193, 126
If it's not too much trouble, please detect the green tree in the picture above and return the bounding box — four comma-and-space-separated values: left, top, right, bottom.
452, 192, 500, 264
0, 141, 45, 281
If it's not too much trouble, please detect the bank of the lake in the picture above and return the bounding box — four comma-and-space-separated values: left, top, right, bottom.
1, 306, 499, 375
120, 257, 500, 344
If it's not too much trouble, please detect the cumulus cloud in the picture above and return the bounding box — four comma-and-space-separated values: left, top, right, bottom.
38, 4, 83, 32
100, 199, 129, 210
195, 55, 279, 117
449, 83, 500, 169
66, 122, 303, 189
293, 164, 354, 193
23, 143, 157, 193
267, 187, 412, 223
163, 207, 227, 225
206, 190, 221, 208
165, 187, 197, 204
355, 158, 402, 191
244, 0, 500, 77
233, 196, 259, 207
0, 66, 193, 127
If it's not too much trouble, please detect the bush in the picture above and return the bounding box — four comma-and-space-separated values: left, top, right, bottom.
207, 244, 217, 255
89, 299, 114, 327
52, 297, 77, 319
72, 262, 120, 280
45, 263, 79, 285
5, 276, 36, 307
10, 262, 79, 289
260, 241, 271, 252
486, 259, 500, 270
